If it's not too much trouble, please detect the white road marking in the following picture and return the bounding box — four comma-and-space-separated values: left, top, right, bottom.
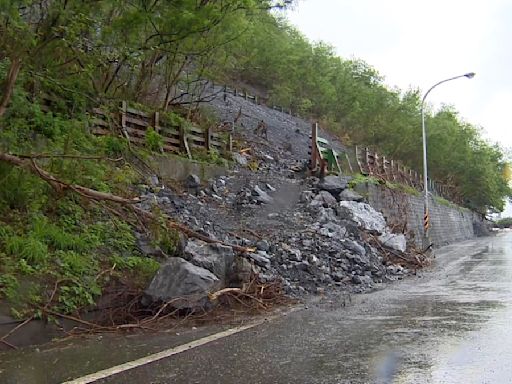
61, 313, 287, 384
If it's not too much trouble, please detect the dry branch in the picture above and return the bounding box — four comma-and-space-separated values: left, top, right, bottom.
208, 287, 242, 301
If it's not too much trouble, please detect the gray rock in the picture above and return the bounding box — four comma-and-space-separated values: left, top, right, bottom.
232, 152, 248, 166
352, 274, 373, 285
319, 227, 333, 238
338, 189, 364, 202
158, 196, 171, 205
337, 201, 387, 234
247, 252, 271, 268
183, 240, 234, 284
139, 193, 158, 211
186, 174, 201, 189
347, 253, 366, 266
266, 183, 276, 192
316, 207, 337, 223
379, 232, 407, 253
342, 239, 366, 257
135, 232, 166, 258
311, 190, 338, 208
321, 222, 347, 238
144, 257, 221, 309
231, 257, 254, 284
288, 248, 302, 261
300, 190, 315, 203
387, 264, 404, 275
296, 260, 310, 271
150, 175, 160, 186
256, 239, 270, 252
317, 175, 350, 196
252, 185, 273, 204
332, 272, 346, 282
308, 254, 320, 266
210, 180, 220, 195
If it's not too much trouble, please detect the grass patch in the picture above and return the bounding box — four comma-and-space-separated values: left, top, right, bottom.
385, 181, 421, 196
348, 174, 382, 188
434, 195, 469, 212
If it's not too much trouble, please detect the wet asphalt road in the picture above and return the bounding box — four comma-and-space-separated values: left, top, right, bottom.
2, 232, 512, 383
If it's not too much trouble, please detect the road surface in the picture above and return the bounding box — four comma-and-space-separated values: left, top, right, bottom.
2, 232, 512, 383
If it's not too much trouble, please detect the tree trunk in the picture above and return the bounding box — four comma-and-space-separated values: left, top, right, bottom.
0, 57, 22, 118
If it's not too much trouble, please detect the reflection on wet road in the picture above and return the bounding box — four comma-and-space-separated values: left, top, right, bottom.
2, 233, 512, 383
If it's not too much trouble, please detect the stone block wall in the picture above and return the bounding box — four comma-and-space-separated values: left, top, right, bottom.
356, 183, 484, 248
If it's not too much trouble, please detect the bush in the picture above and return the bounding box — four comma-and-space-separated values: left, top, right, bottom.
102, 136, 129, 157
145, 127, 163, 152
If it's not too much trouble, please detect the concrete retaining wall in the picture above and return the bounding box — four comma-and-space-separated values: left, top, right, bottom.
150, 155, 228, 182
356, 183, 484, 248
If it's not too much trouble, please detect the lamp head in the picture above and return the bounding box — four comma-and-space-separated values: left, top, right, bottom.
464, 72, 476, 79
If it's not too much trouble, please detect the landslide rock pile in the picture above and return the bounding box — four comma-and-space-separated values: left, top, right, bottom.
139, 173, 410, 309
138, 88, 412, 309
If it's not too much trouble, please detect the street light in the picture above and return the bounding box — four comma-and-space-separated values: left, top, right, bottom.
421, 72, 475, 249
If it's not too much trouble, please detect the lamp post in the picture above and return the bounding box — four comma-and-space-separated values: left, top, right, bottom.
421, 72, 475, 249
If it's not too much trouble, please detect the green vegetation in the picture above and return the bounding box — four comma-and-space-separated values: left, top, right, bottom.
145, 127, 164, 152
0, 77, 171, 317
348, 174, 382, 188
495, 217, 512, 228
434, 196, 469, 212
385, 181, 421, 197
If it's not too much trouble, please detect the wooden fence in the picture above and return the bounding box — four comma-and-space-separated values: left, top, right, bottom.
355, 146, 460, 203
91, 101, 232, 157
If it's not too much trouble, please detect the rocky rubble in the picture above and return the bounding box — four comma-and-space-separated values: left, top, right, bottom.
139, 89, 414, 309
140, 170, 412, 307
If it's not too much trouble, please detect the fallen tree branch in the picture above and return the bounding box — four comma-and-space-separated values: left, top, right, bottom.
0, 151, 254, 253
44, 309, 107, 330
208, 287, 242, 301
14, 153, 123, 162
0, 316, 34, 349
0, 339, 17, 349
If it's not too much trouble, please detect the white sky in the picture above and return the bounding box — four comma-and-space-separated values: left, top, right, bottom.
286, 0, 512, 215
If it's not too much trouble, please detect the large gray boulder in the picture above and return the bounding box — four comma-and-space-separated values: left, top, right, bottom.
337, 201, 387, 234
317, 175, 350, 196
379, 232, 407, 253
144, 257, 221, 309
183, 240, 234, 285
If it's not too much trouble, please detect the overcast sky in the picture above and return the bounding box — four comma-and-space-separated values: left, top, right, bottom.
287, 0, 512, 146
286, 0, 512, 214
